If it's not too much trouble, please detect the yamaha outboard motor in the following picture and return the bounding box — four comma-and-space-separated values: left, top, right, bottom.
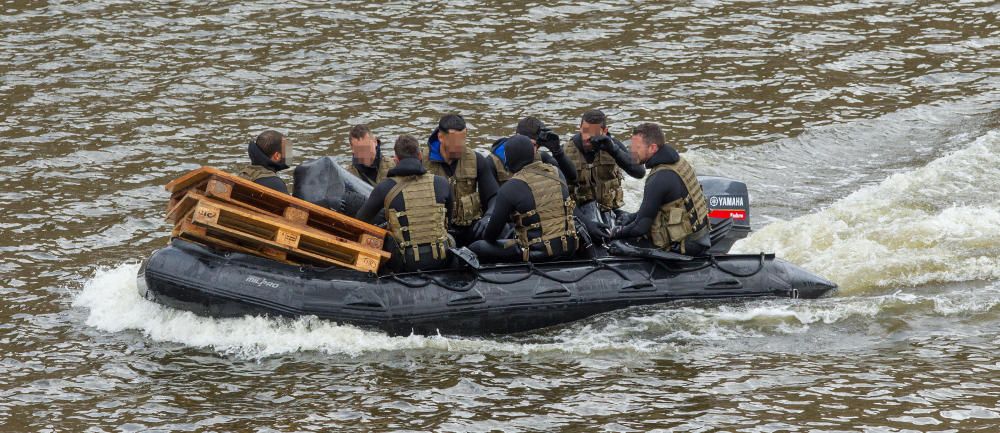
293, 157, 373, 216
697, 176, 752, 254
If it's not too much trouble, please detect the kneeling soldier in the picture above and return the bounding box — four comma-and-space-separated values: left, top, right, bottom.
610, 123, 711, 255
470, 135, 578, 262
355, 135, 454, 272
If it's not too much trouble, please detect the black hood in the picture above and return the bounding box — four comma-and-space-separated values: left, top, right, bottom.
386, 157, 426, 177
505, 135, 535, 173
645, 143, 681, 168
247, 141, 289, 172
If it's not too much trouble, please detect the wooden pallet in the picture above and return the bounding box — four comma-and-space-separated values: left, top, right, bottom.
174, 194, 389, 272
166, 167, 385, 250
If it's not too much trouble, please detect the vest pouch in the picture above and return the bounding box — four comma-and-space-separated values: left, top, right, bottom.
666, 207, 692, 244
598, 177, 623, 210
454, 191, 481, 226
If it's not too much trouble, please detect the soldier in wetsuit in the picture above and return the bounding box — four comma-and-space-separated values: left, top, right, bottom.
239, 130, 291, 194
487, 116, 576, 187
469, 135, 578, 262
424, 114, 500, 246
564, 109, 646, 235
609, 123, 712, 256
343, 124, 395, 187
355, 135, 454, 272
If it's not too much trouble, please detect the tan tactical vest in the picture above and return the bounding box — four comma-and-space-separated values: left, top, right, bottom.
510, 161, 578, 261
384, 173, 451, 263
238, 165, 279, 182
647, 157, 711, 253
564, 142, 624, 211
346, 155, 395, 187
427, 146, 480, 226
489, 149, 540, 185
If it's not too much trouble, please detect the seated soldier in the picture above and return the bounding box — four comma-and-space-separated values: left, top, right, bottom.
344, 124, 395, 186
609, 123, 711, 255
425, 114, 499, 246
355, 135, 454, 273
469, 135, 578, 262
565, 109, 645, 220
239, 130, 291, 194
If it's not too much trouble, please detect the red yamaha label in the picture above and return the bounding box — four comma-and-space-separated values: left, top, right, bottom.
708, 209, 746, 220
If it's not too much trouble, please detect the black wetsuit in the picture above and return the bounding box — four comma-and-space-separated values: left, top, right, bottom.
356, 158, 454, 272
470, 136, 578, 262
612, 144, 711, 256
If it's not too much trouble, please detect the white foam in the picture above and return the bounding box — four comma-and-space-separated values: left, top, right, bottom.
74, 262, 1000, 357
73, 263, 694, 357
732, 131, 1000, 293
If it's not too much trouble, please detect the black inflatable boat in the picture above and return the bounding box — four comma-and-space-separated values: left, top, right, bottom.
138, 158, 837, 336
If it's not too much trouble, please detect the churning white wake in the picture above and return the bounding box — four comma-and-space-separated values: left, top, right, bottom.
732, 130, 1000, 293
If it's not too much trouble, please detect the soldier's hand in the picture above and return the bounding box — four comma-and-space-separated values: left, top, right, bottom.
536, 129, 560, 153
607, 225, 624, 240
473, 215, 491, 240
596, 222, 613, 240
616, 211, 636, 227
589, 135, 614, 152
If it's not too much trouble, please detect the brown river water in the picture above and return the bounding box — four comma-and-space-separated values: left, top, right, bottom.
2, 1, 999, 431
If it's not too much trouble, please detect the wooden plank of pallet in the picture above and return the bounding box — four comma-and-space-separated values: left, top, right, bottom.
175, 218, 290, 263
187, 197, 387, 272
166, 190, 203, 224
166, 167, 386, 249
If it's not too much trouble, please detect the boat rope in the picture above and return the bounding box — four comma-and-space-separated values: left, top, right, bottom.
709, 252, 766, 277
387, 259, 634, 292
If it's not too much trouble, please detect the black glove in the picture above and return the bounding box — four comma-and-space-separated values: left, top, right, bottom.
589, 135, 614, 152
608, 225, 624, 240
536, 128, 560, 153
472, 215, 491, 240
616, 211, 636, 227
596, 222, 613, 240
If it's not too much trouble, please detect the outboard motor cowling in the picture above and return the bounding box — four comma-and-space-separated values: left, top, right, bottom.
698, 176, 752, 254
293, 157, 373, 216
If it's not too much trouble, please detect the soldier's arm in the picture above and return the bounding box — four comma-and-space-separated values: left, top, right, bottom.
475, 152, 500, 211
610, 138, 646, 179
355, 179, 394, 223
434, 176, 454, 225
541, 151, 577, 185
482, 182, 517, 242
613, 171, 674, 239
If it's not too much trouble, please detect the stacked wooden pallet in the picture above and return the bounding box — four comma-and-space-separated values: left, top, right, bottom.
164, 167, 390, 273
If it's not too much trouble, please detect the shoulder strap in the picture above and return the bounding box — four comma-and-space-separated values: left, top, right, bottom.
384, 176, 415, 209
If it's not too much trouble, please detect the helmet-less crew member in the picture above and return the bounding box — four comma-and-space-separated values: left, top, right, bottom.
488, 116, 576, 186
355, 135, 454, 272
609, 123, 711, 256
344, 124, 395, 187
425, 114, 499, 246
239, 129, 291, 194
470, 135, 578, 262
565, 109, 645, 215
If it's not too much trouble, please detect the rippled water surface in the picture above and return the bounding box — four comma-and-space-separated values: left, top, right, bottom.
2, 1, 999, 431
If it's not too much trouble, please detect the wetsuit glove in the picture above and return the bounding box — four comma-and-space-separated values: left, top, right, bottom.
473, 199, 497, 240
589, 135, 615, 152
537, 129, 561, 154
473, 214, 491, 240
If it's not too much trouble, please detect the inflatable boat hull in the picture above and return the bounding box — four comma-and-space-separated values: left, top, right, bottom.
139, 239, 837, 336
